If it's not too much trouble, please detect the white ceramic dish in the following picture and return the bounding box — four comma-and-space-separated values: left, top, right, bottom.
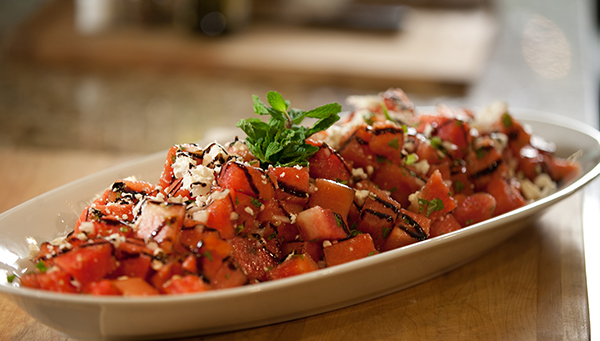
1, 109, 599, 341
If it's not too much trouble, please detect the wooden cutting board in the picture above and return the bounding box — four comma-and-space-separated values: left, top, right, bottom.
4, 0, 497, 90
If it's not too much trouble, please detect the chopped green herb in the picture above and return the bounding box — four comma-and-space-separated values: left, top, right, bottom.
502, 113, 513, 127
382, 226, 392, 239
203, 251, 213, 261
119, 226, 129, 233
236, 91, 341, 168
465, 219, 474, 226
401, 124, 408, 133
36, 261, 47, 273
405, 153, 418, 165
235, 196, 240, 205
266, 266, 274, 272
6, 274, 16, 283
476, 148, 488, 159
430, 136, 442, 150
336, 179, 348, 185
292, 254, 305, 260
334, 214, 344, 227
367, 251, 376, 256
388, 138, 400, 149
418, 198, 445, 218
454, 180, 465, 193
225, 273, 231, 280
363, 113, 374, 125
235, 224, 245, 235
250, 198, 262, 208
380, 103, 394, 122
267, 231, 277, 240
389, 187, 398, 193
376, 155, 387, 163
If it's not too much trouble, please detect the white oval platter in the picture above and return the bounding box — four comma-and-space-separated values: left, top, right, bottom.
0, 109, 599, 340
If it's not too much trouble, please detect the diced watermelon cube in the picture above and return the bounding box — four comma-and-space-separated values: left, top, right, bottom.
53, 242, 116, 287
266, 254, 319, 280
323, 234, 377, 267
296, 206, 349, 242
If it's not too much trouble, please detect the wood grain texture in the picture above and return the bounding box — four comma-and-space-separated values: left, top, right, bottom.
0, 146, 590, 340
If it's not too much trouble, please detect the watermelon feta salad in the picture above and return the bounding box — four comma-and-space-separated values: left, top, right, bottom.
15, 89, 580, 296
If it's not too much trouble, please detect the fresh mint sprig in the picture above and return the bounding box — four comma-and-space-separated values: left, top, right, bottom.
236, 91, 341, 168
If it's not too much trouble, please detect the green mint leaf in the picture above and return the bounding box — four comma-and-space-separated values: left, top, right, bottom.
454, 180, 465, 193
502, 113, 513, 127
238, 91, 341, 168
380, 102, 394, 122
430, 136, 442, 150
418, 198, 445, 217
252, 95, 270, 115
405, 153, 418, 165
36, 261, 47, 273
267, 91, 288, 113
251, 198, 262, 208
388, 138, 400, 149
306, 114, 340, 137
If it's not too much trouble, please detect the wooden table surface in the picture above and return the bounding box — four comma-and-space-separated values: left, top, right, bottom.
0, 145, 590, 340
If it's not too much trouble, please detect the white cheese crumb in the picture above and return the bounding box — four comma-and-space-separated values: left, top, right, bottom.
244, 207, 254, 216
193, 210, 209, 224
26, 237, 40, 260
413, 160, 430, 175
79, 221, 95, 235
182, 164, 215, 198
354, 190, 370, 206
172, 155, 197, 179
352, 168, 368, 180
211, 188, 230, 201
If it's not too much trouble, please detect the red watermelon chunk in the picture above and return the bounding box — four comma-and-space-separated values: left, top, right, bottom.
266, 253, 319, 280
53, 242, 116, 287
296, 206, 349, 243
323, 234, 377, 267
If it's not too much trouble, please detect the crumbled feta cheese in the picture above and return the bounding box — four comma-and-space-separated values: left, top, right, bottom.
172, 155, 197, 179
79, 221, 95, 235
413, 160, 430, 175
244, 207, 254, 216
354, 190, 370, 206
352, 167, 368, 180
151, 259, 164, 271
182, 164, 214, 198
322, 240, 332, 248
473, 101, 508, 133
193, 210, 209, 224
211, 189, 230, 201
202, 143, 229, 167
26, 237, 40, 260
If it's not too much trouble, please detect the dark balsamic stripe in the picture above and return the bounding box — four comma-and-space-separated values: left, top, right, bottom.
399, 212, 427, 241
277, 182, 309, 198
361, 208, 394, 223
372, 127, 403, 135
471, 160, 502, 179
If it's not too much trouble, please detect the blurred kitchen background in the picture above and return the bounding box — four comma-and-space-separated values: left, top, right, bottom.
0, 0, 597, 154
